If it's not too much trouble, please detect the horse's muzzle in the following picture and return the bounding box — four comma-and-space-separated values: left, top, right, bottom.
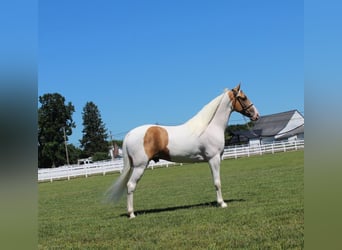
250, 107, 260, 121
251, 113, 259, 121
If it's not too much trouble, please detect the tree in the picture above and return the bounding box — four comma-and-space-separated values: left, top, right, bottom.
38, 93, 75, 168
67, 144, 83, 164
80, 101, 108, 157
224, 121, 254, 145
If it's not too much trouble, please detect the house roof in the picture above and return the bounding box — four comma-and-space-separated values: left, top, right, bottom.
253, 110, 303, 137
276, 124, 304, 140
230, 110, 304, 141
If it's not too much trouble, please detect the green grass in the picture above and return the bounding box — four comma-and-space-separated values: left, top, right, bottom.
39, 150, 304, 249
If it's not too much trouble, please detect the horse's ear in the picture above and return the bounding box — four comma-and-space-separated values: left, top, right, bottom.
234, 83, 241, 92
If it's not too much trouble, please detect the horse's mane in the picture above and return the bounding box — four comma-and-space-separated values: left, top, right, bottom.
185, 90, 228, 136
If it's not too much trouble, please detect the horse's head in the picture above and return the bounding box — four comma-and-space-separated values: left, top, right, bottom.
229, 83, 259, 121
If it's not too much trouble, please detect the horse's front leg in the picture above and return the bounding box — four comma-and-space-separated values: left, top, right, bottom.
208, 154, 227, 208
127, 166, 145, 219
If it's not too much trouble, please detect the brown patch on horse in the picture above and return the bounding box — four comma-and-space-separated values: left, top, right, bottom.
143, 126, 171, 162
228, 90, 242, 111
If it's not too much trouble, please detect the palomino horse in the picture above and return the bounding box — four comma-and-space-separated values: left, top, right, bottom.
106, 83, 259, 218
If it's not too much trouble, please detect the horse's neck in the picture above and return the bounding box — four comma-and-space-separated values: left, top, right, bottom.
206, 93, 233, 133
184, 93, 224, 136
184, 92, 233, 137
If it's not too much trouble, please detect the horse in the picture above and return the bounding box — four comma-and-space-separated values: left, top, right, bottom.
105, 83, 259, 218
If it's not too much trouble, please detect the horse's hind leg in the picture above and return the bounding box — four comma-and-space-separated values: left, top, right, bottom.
209, 154, 227, 208
127, 166, 145, 218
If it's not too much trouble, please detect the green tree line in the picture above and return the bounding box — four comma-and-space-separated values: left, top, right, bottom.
38, 93, 252, 168
224, 122, 255, 145
38, 93, 121, 168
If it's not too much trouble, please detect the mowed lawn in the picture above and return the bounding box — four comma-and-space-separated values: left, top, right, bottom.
39, 150, 304, 249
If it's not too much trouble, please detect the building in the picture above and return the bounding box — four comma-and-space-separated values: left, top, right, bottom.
109, 143, 123, 160
229, 110, 304, 145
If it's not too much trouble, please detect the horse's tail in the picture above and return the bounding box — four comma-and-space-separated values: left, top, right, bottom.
104, 139, 132, 203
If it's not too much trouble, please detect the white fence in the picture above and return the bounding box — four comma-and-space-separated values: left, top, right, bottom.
38, 158, 178, 182
38, 139, 303, 182
222, 139, 304, 159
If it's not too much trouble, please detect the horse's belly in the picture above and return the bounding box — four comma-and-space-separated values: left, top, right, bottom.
169, 154, 206, 163
168, 145, 206, 163
165, 126, 206, 163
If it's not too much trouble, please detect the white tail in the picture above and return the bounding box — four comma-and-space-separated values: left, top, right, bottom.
104, 141, 131, 203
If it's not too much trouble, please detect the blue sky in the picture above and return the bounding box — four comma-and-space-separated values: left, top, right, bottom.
38, 0, 303, 146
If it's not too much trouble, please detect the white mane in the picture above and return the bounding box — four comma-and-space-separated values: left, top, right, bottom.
185, 90, 228, 136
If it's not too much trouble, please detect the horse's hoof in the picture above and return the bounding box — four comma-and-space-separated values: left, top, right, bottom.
128, 213, 136, 219
221, 202, 228, 208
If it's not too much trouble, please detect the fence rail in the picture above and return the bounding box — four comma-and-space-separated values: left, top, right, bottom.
38, 139, 304, 182
222, 139, 304, 159
38, 158, 178, 182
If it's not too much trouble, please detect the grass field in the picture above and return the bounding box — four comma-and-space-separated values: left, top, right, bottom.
39, 150, 303, 249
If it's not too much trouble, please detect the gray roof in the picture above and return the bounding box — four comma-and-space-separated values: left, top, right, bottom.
276, 124, 304, 140
231, 110, 304, 141
253, 110, 303, 137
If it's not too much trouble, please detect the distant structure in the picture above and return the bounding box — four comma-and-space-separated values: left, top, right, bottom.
109, 143, 122, 160
229, 110, 304, 145
77, 157, 93, 165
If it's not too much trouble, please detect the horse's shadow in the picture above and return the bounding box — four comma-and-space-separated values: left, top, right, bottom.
119, 199, 245, 217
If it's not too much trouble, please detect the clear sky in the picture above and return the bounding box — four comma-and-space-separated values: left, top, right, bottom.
38, 0, 303, 146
